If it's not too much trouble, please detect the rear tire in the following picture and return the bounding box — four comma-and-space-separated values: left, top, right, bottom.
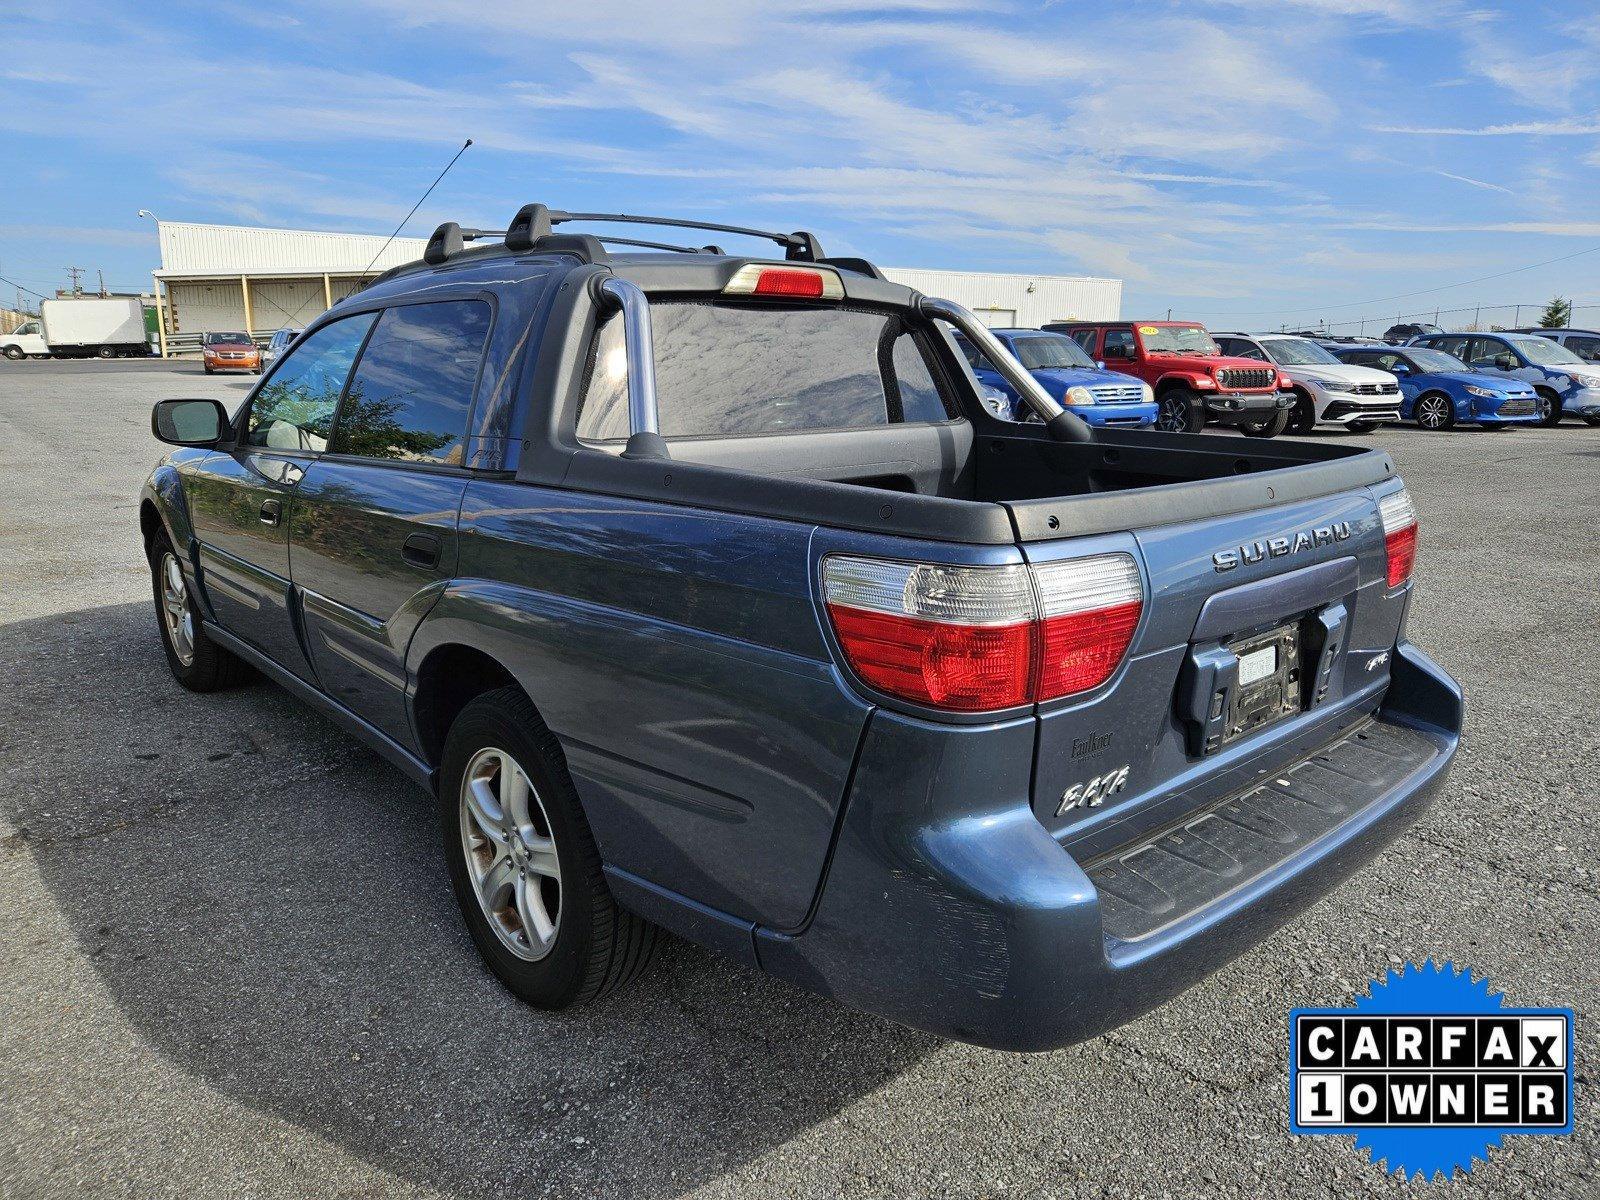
1239, 408, 1289, 438
148, 531, 250, 692
1413, 392, 1455, 431
1535, 389, 1562, 427
1585, 416, 1600, 427
96, 345, 114, 359
1478, 422, 1510, 431
1349, 420, 1379, 433
440, 687, 660, 1010
1156, 388, 1206, 433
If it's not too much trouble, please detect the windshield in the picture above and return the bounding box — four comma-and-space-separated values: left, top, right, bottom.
1140, 325, 1219, 355
1008, 334, 1095, 371
1510, 334, 1582, 366
1259, 337, 1340, 366
1407, 348, 1465, 372
205, 332, 251, 345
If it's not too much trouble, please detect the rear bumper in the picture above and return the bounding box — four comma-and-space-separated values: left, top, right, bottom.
756, 641, 1462, 1051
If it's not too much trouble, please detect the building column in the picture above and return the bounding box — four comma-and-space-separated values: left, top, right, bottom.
323, 272, 333, 311
240, 274, 254, 338
151, 272, 168, 359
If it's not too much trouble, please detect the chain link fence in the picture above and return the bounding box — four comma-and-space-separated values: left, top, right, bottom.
1270, 303, 1600, 337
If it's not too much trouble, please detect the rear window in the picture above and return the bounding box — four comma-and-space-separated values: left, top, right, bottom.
577, 302, 954, 441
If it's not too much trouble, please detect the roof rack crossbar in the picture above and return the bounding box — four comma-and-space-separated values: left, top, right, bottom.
596, 234, 721, 254
548, 211, 822, 261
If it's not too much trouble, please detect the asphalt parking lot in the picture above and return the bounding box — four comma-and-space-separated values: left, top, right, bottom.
1, 358, 1595, 1199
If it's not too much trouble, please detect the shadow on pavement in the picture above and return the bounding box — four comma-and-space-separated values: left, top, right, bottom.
0, 601, 934, 1199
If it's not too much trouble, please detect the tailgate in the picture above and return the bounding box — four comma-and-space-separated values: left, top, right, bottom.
1025, 483, 1411, 858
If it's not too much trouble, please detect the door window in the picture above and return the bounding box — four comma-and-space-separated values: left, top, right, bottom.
331, 300, 491, 465
1465, 337, 1514, 369
246, 314, 377, 451
1563, 335, 1600, 362
1425, 335, 1469, 360
1067, 328, 1097, 355
1102, 328, 1136, 359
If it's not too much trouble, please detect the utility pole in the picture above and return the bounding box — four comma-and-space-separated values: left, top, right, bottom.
65, 266, 85, 295
97, 269, 107, 297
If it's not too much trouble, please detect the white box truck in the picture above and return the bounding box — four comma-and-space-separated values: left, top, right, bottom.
1, 297, 149, 360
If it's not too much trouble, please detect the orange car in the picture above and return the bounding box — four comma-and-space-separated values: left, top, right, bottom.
201, 331, 262, 374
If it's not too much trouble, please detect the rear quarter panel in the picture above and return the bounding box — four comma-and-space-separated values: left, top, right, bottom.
414, 480, 873, 931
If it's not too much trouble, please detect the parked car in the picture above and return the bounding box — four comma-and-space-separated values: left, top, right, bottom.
951, 327, 1157, 428
1406, 331, 1600, 426
201, 331, 262, 375
261, 327, 301, 368
1384, 322, 1442, 345
1507, 327, 1600, 364
1213, 333, 1401, 434
1044, 319, 1294, 436
1330, 345, 1540, 430
139, 204, 1461, 1051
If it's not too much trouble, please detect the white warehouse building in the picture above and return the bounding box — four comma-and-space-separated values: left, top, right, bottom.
148, 221, 1120, 352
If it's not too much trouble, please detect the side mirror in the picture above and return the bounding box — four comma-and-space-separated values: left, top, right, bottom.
1096, 360, 1106, 370
1389, 363, 1410, 376
152, 398, 229, 447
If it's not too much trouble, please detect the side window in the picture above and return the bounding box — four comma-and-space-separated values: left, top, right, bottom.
1565, 335, 1600, 362
247, 313, 377, 451
1428, 335, 1469, 360
1466, 337, 1510, 368
1068, 328, 1097, 355
1102, 328, 1136, 360
951, 333, 984, 370
891, 331, 950, 423
331, 300, 491, 466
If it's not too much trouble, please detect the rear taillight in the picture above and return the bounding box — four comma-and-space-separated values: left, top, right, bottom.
1034, 555, 1144, 700
1378, 488, 1418, 588
821, 553, 1143, 713
724, 263, 844, 300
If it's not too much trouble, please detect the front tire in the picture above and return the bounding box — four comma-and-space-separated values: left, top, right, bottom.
440, 687, 659, 1010
1413, 392, 1455, 431
1585, 416, 1600, 427
148, 532, 249, 691
1239, 407, 1289, 438
1156, 388, 1206, 433
2, 345, 23, 361
1535, 389, 1562, 427
1287, 390, 1317, 434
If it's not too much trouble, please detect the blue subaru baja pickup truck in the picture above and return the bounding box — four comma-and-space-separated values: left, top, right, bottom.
140, 205, 1462, 1051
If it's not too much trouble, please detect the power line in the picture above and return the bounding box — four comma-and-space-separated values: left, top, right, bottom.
0, 273, 50, 301
1191, 242, 1600, 319
360, 138, 474, 279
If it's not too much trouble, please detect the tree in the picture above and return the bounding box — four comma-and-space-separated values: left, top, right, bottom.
1538, 296, 1572, 328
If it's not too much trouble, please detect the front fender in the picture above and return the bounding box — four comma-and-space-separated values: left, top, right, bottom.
140, 452, 207, 560
1156, 371, 1210, 391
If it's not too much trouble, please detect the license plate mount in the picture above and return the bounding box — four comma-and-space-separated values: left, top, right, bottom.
1221, 622, 1304, 746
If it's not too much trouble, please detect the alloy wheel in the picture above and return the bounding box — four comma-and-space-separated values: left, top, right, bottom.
159, 552, 196, 667
459, 746, 563, 961
1158, 396, 1189, 433
1417, 396, 1450, 430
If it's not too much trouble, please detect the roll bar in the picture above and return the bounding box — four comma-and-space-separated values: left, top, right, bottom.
917, 297, 1095, 443
593, 276, 669, 460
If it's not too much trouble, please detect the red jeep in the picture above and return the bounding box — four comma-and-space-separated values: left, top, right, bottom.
1045, 320, 1294, 436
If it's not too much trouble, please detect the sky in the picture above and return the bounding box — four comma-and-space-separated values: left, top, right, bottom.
3, 0, 1599, 332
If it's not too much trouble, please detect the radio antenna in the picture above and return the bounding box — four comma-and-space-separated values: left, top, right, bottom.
361, 138, 474, 278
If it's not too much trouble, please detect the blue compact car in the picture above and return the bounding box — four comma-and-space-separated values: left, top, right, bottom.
953, 328, 1158, 428
1332, 345, 1541, 430
1406, 331, 1600, 427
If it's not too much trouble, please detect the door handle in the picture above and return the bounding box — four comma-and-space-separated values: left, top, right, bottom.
402, 532, 442, 569
259, 498, 282, 526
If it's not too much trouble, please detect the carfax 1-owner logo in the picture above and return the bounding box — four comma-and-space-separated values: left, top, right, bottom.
1289, 960, 1575, 1180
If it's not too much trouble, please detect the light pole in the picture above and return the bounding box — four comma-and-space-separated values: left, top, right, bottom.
137, 210, 167, 358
